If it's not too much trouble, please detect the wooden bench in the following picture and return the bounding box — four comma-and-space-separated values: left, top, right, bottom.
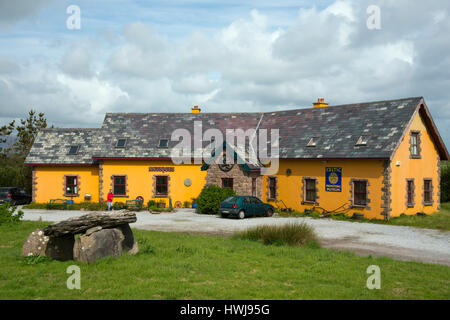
125, 199, 143, 211
47, 199, 68, 209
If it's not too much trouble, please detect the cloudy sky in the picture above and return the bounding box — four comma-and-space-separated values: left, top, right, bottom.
0, 0, 449, 147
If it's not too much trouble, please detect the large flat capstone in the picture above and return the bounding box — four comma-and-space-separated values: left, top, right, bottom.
43, 212, 137, 237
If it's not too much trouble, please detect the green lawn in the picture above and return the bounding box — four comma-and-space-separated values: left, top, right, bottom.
278, 202, 450, 231
0, 221, 449, 300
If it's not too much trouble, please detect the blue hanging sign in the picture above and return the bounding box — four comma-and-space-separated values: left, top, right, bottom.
325, 167, 342, 192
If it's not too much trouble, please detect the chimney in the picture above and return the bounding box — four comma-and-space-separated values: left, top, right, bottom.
313, 98, 328, 108
191, 105, 201, 113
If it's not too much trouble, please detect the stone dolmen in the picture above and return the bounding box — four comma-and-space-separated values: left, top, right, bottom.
22, 212, 138, 263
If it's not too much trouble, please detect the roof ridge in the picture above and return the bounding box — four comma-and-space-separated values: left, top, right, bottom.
103, 97, 423, 116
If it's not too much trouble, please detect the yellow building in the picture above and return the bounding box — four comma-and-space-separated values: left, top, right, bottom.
25, 97, 449, 219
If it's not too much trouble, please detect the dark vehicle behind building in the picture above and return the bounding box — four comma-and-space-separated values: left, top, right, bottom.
0, 187, 32, 205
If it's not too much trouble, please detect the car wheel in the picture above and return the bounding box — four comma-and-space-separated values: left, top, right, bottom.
238, 210, 245, 219
267, 208, 274, 217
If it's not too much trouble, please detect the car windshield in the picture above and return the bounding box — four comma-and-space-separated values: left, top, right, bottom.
0, 188, 11, 194
222, 196, 238, 203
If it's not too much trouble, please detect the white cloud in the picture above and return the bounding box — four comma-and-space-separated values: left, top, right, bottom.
1, 0, 450, 147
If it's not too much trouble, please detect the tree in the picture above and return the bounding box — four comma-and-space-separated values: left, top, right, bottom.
13, 110, 48, 157
0, 120, 15, 158
0, 110, 50, 192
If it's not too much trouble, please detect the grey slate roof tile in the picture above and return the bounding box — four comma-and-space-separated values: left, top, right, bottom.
25, 97, 424, 165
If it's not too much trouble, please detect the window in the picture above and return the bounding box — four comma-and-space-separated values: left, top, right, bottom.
252, 178, 256, 197
116, 139, 127, 148
113, 176, 126, 196
268, 177, 277, 199
304, 178, 317, 202
356, 135, 370, 146
407, 179, 414, 207
424, 179, 433, 204
410, 131, 420, 157
251, 197, 262, 204
222, 178, 233, 189
68, 145, 80, 155
155, 176, 168, 195
353, 181, 367, 206
65, 176, 78, 195
159, 139, 169, 148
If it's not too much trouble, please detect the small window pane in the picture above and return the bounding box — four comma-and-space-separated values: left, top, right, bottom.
305, 179, 316, 202
113, 176, 126, 195
354, 181, 367, 206
222, 178, 233, 189
68, 146, 79, 155
269, 177, 277, 199
159, 139, 169, 148
156, 176, 168, 195
116, 139, 127, 148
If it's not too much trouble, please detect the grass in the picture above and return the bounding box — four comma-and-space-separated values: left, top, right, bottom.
0, 221, 449, 299
234, 222, 318, 247
277, 202, 450, 231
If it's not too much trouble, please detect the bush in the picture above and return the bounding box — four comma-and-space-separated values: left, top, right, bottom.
196, 185, 236, 215
113, 202, 125, 210
183, 201, 191, 208
441, 162, 450, 202
0, 202, 24, 224
147, 200, 156, 208
235, 222, 318, 247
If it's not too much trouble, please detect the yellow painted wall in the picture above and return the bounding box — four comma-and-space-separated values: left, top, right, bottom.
101, 160, 206, 207
390, 112, 440, 216
262, 159, 386, 219
34, 166, 99, 203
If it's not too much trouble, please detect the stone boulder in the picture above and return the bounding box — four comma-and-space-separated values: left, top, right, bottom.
22, 229, 48, 257
22, 229, 74, 261
73, 226, 139, 263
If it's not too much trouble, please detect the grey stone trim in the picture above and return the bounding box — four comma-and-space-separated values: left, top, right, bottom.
110, 174, 129, 198
405, 178, 415, 208
381, 161, 392, 220
63, 174, 81, 197
349, 178, 371, 210
152, 174, 170, 198
437, 156, 441, 210
31, 167, 37, 202
266, 176, 278, 201
301, 177, 319, 205
422, 178, 434, 206
98, 161, 104, 202
409, 130, 422, 159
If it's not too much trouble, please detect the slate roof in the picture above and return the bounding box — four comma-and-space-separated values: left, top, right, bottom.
24, 97, 449, 165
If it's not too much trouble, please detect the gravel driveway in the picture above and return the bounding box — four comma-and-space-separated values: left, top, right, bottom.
22, 208, 450, 266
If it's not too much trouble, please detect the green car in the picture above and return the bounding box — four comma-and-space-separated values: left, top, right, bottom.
219, 196, 275, 219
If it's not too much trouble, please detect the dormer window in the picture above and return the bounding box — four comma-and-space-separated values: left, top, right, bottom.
356, 135, 370, 146
116, 138, 127, 148
159, 139, 169, 148
307, 137, 319, 147
68, 145, 80, 155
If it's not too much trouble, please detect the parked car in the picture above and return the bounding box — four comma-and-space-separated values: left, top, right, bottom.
0, 187, 32, 205
219, 196, 275, 219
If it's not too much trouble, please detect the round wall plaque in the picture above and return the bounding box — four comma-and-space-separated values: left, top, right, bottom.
184, 178, 192, 187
